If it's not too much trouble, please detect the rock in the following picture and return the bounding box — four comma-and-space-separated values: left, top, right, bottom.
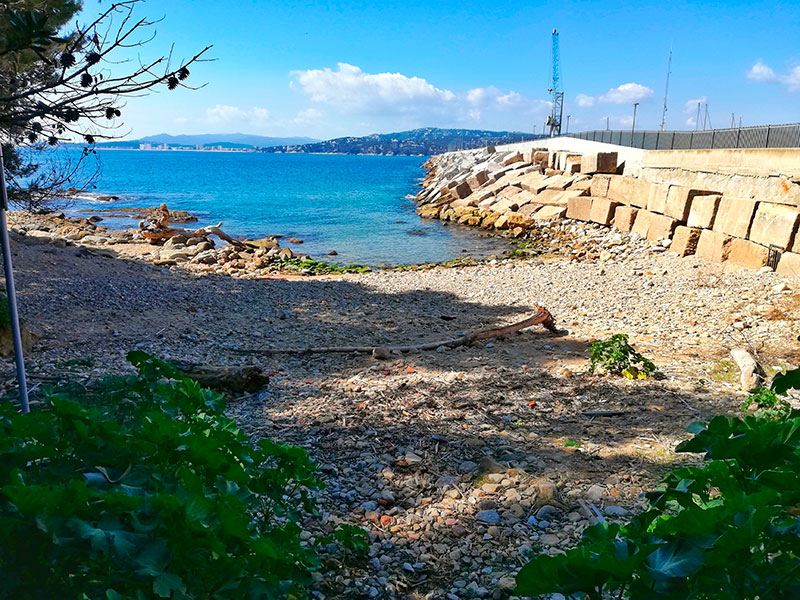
327, 250, 338, 255
278, 247, 293, 259
287, 238, 304, 244
730, 347, 764, 391
478, 456, 504, 474
540, 533, 561, 546
476, 509, 501, 524
535, 505, 560, 520
532, 479, 558, 502
604, 506, 629, 517
458, 461, 479, 474
164, 234, 188, 247
586, 484, 606, 502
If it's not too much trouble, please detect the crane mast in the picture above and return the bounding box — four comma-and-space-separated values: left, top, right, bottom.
545, 28, 564, 137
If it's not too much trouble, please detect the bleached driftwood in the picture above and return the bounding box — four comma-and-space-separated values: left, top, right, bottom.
233, 307, 558, 356
139, 204, 244, 247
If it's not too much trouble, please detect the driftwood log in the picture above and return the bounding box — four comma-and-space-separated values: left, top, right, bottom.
233, 306, 558, 356
172, 361, 270, 392
139, 204, 244, 247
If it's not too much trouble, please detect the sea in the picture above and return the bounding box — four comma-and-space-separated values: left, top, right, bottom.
61, 149, 512, 266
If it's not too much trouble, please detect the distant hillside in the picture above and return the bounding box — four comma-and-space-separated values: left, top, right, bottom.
260, 128, 544, 156
92, 133, 319, 149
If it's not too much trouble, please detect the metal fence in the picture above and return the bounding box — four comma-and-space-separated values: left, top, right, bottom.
569, 123, 800, 150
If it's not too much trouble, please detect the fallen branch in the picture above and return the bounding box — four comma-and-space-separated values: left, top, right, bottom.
139, 204, 245, 247
231, 307, 558, 356
171, 361, 269, 392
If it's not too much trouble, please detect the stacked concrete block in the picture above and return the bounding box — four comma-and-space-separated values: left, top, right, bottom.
671, 226, 702, 256
590, 174, 612, 198
466, 171, 489, 189
534, 205, 567, 220
452, 181, 472, 200
664, 187, 718, 222
566, 196, 593, 221
687, 195, 722, 229
607, 176, 654, 208
646, 183, 670, 214
695, 230, 733, 262
712, 197, 757, 239
580, 152, 618, 174
729, 239, 769, 269
777, 253, 800, 276
613, 206, 639, 232
749, 202, 800, 251
647, 214, 680, 242
589, 198, 621, 226
631, 210, 653, 238
503, 153, 524, 166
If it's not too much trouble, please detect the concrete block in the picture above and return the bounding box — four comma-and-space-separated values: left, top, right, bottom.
671, 226, 702, 256
613, 206, 638, 232
687, 194, 722, 229
713, 197, 757, 239
533, 205, 567, 221
533, 151, 549, 166
590, 198, 621, 226
695, 230, 732, 262
647, 214, 680, 242
631, 210, 653, 238
566, 196, 593, 221
607, 176, 651, 208
664, 187, 718, 222
503, 153, 524, 166
749, 202, 800, 251
535, 188, 565, 205
777, 252, 800, 277
646, 183, 670, 214
466, 171, 489, 189
580, 152, 618, 174
729, 239, 769, 269
519, 172, 548, 194
590, 174, 612, 198
518, 203, 543, 217
453, 181, 472, 200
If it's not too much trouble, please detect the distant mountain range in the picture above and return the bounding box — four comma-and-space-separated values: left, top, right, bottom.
93, 133, 319, 149
260, 128, 544, 156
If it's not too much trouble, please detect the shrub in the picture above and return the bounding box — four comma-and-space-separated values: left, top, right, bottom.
516, 386, 800, 598
589, 333, 655, 379
0, 352, 323, 599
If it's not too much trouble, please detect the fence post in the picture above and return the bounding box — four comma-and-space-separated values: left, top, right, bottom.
736, 128, 741, 149
656, 131, 660, 150
765, 126, 771, 148
711, 130, 715, 149
671, 132, 676, 150
690, 132, 693, 149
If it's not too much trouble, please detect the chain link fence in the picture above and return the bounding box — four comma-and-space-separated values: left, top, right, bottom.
569, 123, 800, 150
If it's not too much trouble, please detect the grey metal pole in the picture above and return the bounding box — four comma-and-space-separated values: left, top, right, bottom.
0, 145, 30, 413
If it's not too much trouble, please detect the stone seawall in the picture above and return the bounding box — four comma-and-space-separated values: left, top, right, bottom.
415, 145, 800, 276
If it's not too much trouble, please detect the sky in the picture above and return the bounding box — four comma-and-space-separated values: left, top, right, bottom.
78, 0, 800, 140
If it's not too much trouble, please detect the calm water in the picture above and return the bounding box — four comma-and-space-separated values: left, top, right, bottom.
66, 150, 511, 266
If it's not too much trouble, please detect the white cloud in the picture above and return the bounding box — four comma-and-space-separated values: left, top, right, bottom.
748, 60, 800, 91
291, 63, 455, 113
205, 104, 270, 124
290, 63, 549, 130
293, 108, 323, 125
683, 96, 707, 127
576, 83, 654, 107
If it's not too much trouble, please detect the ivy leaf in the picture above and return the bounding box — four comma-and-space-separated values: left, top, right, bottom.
153, 572, 186, 598
771, 367, 800, 395
646, 540, 704, 580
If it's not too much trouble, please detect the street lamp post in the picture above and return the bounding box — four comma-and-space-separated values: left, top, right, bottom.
632, 102, 640, 137
566, 115, 571, 135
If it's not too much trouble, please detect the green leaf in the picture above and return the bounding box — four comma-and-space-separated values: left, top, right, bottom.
153, 572, 186, 598
771, 367, 800, 395
646, 540, 704, 580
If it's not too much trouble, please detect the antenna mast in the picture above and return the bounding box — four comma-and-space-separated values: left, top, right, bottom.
660, 45, 672, 131
545, 28, 564, 137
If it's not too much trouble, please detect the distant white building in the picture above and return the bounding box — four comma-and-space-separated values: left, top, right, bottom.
139, 143, 152, 150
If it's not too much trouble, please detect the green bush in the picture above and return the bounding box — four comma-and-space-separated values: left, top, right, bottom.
0, 352, 323, 599
515, 372, 800, 599
589, 333, 656, 379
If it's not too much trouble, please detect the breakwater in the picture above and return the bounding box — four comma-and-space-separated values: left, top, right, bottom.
414, 143, 800, 276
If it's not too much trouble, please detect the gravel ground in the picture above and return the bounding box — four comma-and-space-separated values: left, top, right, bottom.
2, 223, 799, 599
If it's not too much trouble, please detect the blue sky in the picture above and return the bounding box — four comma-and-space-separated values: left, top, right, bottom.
79, 0, 800, 140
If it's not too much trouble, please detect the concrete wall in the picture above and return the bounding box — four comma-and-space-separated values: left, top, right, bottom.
641, 148, 800, 178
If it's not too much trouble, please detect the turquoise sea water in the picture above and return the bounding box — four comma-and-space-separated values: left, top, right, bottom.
66, 150, 510, 266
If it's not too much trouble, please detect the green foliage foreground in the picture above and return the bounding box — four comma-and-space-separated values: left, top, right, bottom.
0, 352, 328, 599
516, 370, 800, 599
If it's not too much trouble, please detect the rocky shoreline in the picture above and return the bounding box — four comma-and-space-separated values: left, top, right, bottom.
3, 175, 799, 598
